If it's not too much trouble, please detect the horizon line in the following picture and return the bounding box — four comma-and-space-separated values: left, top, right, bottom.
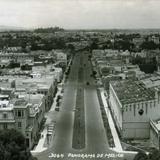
2, 25, 160, 31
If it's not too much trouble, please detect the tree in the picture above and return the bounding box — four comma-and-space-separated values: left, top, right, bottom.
0, 129, 36, 160
92, 70, 97, 76
114, 40, 134, 51
67, 44, 75, 51
34, 27, 64, 33
90, 41, 98, 50
131, 56, 157, 73
134, 152, 149, 160
31, 42, 39, 50
102, 40, 112, 49
140, 41, 158, 50
134, 149, 160, 160
148, 149, 160, 160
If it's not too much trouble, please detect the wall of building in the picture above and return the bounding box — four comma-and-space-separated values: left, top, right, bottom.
25, 130, 33, 149
122, 100, 159, 139
0, 122, 15, 130
0, 110, 15, 130
28, 115, 39, 147
38, 100, 45, 126
14, 106, 29, 135
122, 122, 149, 139
109, 84, 123, 132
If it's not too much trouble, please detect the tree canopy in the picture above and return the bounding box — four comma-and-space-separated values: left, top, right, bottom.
134, 149, 160, 160
140, 41, 158, 50
131, 56, 157, 73
0, 129, 36, 160
134, 152, 149, 160
34, 27, 64, 33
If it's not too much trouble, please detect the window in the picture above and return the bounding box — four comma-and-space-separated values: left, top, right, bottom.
18, 111, 21, 117
138, 109, 144, 116
3, 104, 6, 108
3, 113, 7, 119
18, 122, 22, 128
126, 106, 128, 112
3, 123, 7, 129
17, 110, 24, 118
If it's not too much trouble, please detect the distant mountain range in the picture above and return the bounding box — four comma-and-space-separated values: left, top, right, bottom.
0, 25, 28, 32
1, 25, 160, 34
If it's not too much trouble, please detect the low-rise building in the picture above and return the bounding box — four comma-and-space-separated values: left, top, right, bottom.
0, 92, 47, 149
0, 62, 59, 149
148, 36, 160, 44
53, 50, 67, 65
0, 101, 15, 130
0, 52, 34, 64
109, 80, 160, 139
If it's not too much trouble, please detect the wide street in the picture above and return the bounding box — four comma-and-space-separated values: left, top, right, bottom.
36, 51, 134, 160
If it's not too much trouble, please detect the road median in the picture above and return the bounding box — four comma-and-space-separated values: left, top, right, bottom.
72, 67, 85, 149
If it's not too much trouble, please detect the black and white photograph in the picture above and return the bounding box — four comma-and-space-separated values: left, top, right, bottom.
0, 0, 160, 160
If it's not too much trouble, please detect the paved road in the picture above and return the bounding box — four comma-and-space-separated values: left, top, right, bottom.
36, 52, 135, 160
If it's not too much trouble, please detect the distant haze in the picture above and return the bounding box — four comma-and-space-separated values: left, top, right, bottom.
0, 0, 160, 29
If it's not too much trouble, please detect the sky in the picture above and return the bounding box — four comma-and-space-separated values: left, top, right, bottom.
0, 0, 160, 29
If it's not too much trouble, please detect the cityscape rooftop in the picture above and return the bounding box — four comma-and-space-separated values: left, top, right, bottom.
111, 80, 155, 105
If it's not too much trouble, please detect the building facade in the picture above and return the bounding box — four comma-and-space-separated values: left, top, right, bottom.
109, 80, 160, 139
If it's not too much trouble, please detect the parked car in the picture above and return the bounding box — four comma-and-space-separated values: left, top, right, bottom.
86, 82, 90, 85
55, 107, 59, 111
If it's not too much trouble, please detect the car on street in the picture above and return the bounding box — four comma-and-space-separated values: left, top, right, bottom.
73, 108, 78, 112
86, 82, 90, 85
55, 107, 59, 111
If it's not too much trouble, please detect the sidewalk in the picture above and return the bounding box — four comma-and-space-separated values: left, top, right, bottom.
31, 82, 64, 154
100, 88, 122, 151
31, 88, 62, 154
31, 128, 48, 153
100, 88, 137, 155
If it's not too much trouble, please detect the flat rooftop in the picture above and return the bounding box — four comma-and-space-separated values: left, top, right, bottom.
111, 80, 155, 105
141, 75, 160, 88
25, 94, 44, 105
11, 98, 28, 108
